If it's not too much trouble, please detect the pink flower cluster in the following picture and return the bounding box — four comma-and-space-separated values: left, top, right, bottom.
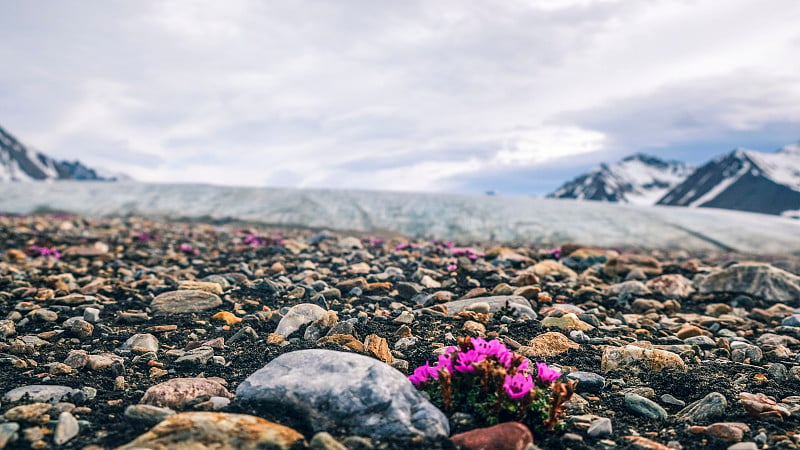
408, 337, 561, 401
28, 246, 61, 259
549, 247, 562, 259
452, 247, 484, 260
394, 243, 418, 251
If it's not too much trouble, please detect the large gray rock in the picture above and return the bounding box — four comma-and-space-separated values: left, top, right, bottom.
695, 263, 800, 304
428, 295, 535, 319
235, 349, 449, 440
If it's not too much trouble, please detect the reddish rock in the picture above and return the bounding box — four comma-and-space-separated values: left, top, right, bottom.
451, 422, 533, 450
140, 378, 233, 409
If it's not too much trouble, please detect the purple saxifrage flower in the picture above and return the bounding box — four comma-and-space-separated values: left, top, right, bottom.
504, 372, 534, 400
408, 362, 439, 386
29, 246, 61, 259
535, 362, 561, 384
436, 354, 454, 374
454, 349, 485, 373
446, 264, 458, 272
550, 247, 562, 259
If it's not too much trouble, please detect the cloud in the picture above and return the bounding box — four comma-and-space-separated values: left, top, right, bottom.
0, 0, 798, 193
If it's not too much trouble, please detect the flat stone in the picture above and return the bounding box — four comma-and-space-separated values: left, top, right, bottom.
53, 411, 79, 445
676, 392, 728, 423
695, 262, 800, 304
235, 349, 448, 440
625, 392, 667, 420
117, 412, 305, 450
151, 290, 222, 314
429, 296, 535, 320
601, 345, 686, 373
316, 334, 365, 352
140, 378, 233, 409
274, 303, 326, 337
3, 385, 79, 404
518, 332, 579, 357
727, 443, 758, 450
624, 436, 671, 450
450, 421, 533, 450
690, 422, 749, 443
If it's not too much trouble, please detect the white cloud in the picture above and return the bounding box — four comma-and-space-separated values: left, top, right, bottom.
0, 0, 798, 192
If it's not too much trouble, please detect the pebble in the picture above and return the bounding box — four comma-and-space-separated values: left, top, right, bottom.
124, 404, 176, 425
0, 423, 19, 448
541, 313, 594, 331
624, 392, 668, 420
695, 262, 800, 303
117, 333, 159, 354
567, 371, 606, 394
3, 403, 51, 422
53, 411, 79, 445
82, 307, 100, 323
587, 417, 613, 438
727, 443, 758, 450
274, 303, 327, 337
676, 392, 728, 423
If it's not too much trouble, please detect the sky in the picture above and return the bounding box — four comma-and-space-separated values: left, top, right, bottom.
1, 0, 799, 195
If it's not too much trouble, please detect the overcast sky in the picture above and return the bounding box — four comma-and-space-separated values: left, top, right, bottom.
1, 0, 799, 194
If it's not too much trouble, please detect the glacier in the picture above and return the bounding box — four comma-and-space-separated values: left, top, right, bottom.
1, 181, 799, 254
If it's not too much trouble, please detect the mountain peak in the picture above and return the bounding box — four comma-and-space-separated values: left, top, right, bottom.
0, 124, 129, 182
547, 153, 694, 205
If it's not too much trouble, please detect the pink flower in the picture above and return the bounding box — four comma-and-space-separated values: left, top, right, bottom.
517, 358, 529, 373
243, 234, 264, 246
452, 247, 483, 260
179, 243, 199, 255
436, 354, 454, 374
29, 246, 61, 259
550, 247, 562, 259
504, 373, 534, 400
133, 232, 152, 242
395, 243, 416, 251
454, 349, 485, 373
446, 264, 458, 272
535, 362, 561, 384
408, 362, 438, 386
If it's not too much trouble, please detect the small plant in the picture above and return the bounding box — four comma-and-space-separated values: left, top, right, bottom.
409, 336, 575, 433
28, 245, 61, 259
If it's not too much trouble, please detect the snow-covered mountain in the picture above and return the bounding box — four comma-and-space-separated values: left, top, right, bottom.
547, 153, 694, 205
658, 144, 800, 217
0, 124, 126, 182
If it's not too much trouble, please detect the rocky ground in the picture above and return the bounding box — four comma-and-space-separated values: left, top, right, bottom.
0, 213, 799, 450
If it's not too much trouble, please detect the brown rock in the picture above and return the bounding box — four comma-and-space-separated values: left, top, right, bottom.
364, 334, 394, 364
604, 255, 662, 277
450, 422, 533, 450
461, 288, 488, 299
689, 422, 750, 442
212, 311, 242, 325
317, 334, 365, 352
336, 278, 369, 292
116, 412, 304, 450
518, 332, 579, 357
4, 403, 52, 422
541, 313, 594, 331
140, 378, 233, 409
676, 325, 706, 339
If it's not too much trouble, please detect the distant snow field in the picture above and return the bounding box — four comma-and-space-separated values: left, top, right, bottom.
2, 182, 799, 254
